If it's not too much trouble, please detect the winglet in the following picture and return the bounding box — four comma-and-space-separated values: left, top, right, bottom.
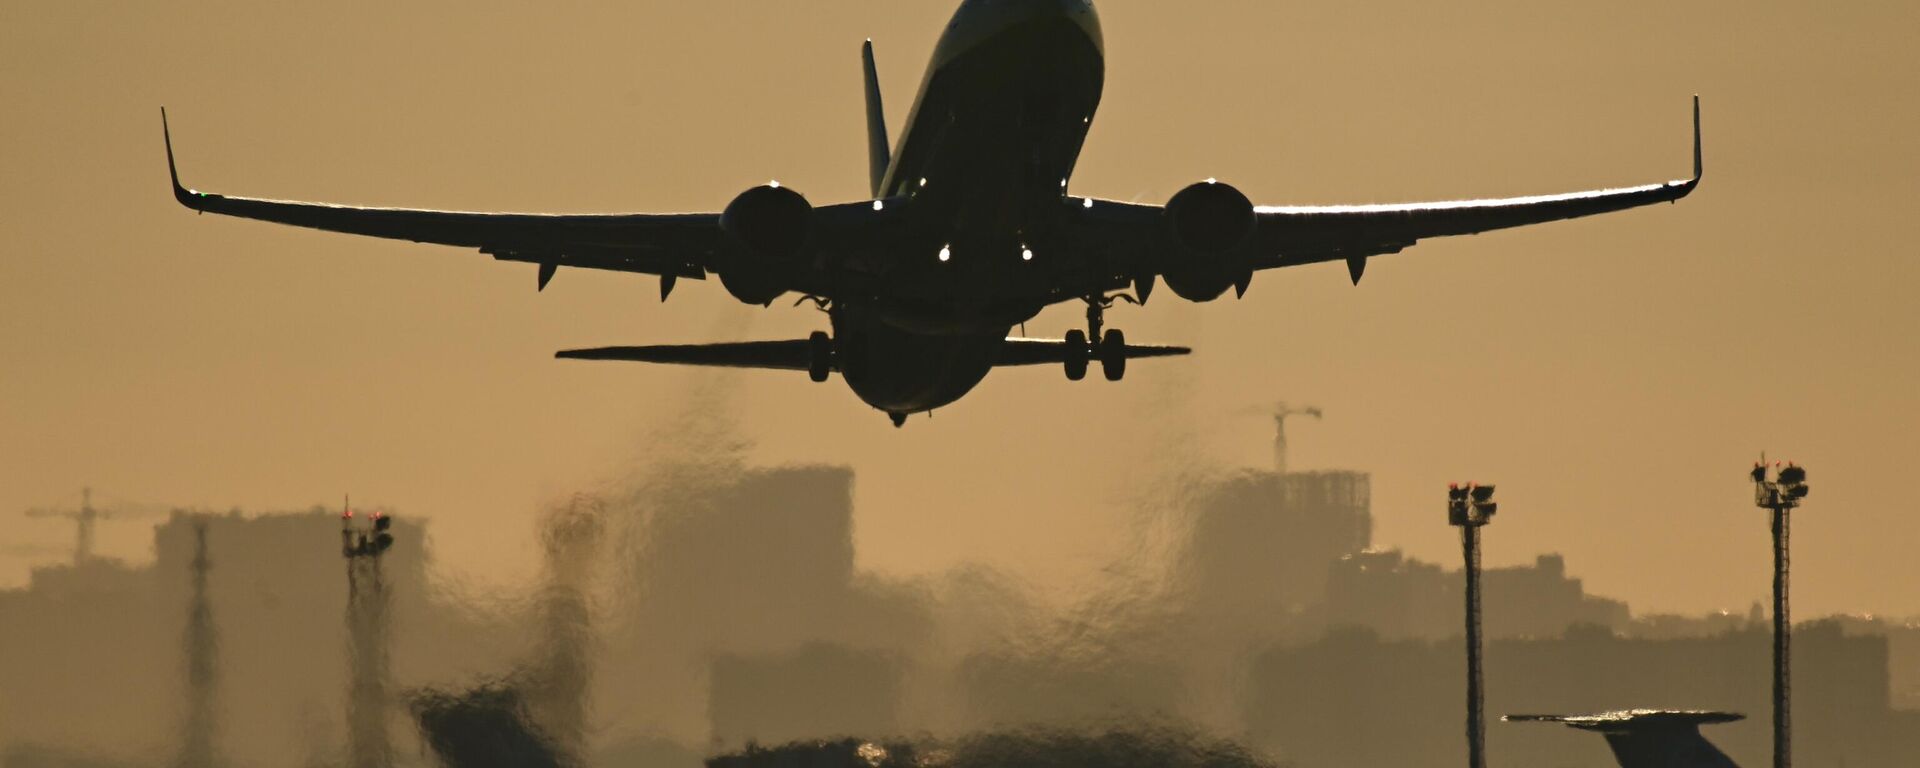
161, 107, 197, 206
862, 39, 891, 198
1691, 94, 1703, 182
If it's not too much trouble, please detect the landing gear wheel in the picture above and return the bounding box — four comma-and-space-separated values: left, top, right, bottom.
807, 331, 832, 383
1063, 329, 1088, 381
888, 412, 908, 428
1099, 329, 1127, 381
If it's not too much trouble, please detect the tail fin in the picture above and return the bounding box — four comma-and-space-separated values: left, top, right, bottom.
862, 39, 891, 197
1506, 710, 1742, 768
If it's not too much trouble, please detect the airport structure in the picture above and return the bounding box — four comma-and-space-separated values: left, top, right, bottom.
1447, 483, 1499, 768
341, 503, 396, 768
174, 519, 220, 768
1751, 461, 1811, 768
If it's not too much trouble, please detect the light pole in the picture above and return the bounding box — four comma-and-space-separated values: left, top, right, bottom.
341, 501, 397, 768
176, 518, 219, 768
1449, 482, 1497, 768
1750, 460, 1808, 768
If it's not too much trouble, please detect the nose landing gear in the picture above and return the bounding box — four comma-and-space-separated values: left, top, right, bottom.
1063, 293, 1137, 382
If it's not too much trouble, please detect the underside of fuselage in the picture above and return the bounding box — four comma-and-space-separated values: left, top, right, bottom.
841, 0, 1107, 419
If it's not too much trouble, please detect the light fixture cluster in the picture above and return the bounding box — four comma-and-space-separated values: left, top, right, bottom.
1447, 483, 1498, 527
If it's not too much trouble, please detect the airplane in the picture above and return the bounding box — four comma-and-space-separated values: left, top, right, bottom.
163, 0, 1702, 428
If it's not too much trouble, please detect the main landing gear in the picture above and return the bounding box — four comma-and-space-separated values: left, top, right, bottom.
807, 331, 832, 383
1064, 293, 1136, 382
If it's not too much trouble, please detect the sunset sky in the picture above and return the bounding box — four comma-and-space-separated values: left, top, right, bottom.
4, 0, 1916, 617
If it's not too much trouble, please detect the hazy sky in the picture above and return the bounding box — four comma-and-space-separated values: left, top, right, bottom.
3, 0, 1916, 617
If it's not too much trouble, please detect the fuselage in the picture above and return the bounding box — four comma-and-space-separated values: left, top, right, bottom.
838, 0, 1106, 416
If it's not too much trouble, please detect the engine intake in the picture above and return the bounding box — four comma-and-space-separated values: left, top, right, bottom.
716, 184, 812, 305
1161, 180, 1254, 302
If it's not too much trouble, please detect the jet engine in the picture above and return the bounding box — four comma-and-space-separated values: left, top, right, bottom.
1160, 180, 1254, 302
716, 183, 812, 305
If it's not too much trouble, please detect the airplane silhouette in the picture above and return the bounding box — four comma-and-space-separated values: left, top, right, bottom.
164, 0, 1701, 427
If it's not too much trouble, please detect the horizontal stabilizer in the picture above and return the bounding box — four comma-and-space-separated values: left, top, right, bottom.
558, 340, 816, 371
556, 336, 1193, 373
995, 337, 1191, 366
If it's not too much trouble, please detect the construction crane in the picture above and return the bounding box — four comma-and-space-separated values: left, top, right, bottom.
1272, 403, 1323, 475
23, 487, 169, 565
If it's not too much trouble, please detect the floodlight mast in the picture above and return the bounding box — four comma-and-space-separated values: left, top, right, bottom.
339, 495, 396, 768
1752, 458, 1809, 768
1448, 482, 1497, 768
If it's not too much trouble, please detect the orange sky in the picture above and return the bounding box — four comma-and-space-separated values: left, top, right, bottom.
3, 0, 1916, 616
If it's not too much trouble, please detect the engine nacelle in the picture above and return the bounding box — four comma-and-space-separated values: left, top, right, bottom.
1161, 180, 1255, 302
716, 184, 812, 305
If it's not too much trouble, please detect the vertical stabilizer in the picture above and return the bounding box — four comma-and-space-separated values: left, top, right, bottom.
1507, 711, 1743, 768
862, 39, 890, 197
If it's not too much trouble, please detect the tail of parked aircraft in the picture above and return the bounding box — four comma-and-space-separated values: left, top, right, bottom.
1507, 710, 1743, 768
862, 39, 891, 197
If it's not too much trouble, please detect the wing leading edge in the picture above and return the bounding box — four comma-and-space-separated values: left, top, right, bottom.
163, 109, 719, 281
1074, 97, 1703, 278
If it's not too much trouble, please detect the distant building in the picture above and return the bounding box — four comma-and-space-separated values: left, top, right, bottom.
954, 649, 1187, 730
0, 508, 502, 768
15, 556, 146, 600
621, 466, 861, 648
1173, 406, 1372, 626
1819, 615, 1920, 711
1325, 550, 1627, 640
1178, 469, 1373, 621
1323, 549, 1454, 639
1627, 607, 1763, 640
599, 464, 929, 745
709, 644, 902, 747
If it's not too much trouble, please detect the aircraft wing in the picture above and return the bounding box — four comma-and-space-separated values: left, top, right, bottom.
163, 112, 727, 282
1072, 97, 1701, 283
